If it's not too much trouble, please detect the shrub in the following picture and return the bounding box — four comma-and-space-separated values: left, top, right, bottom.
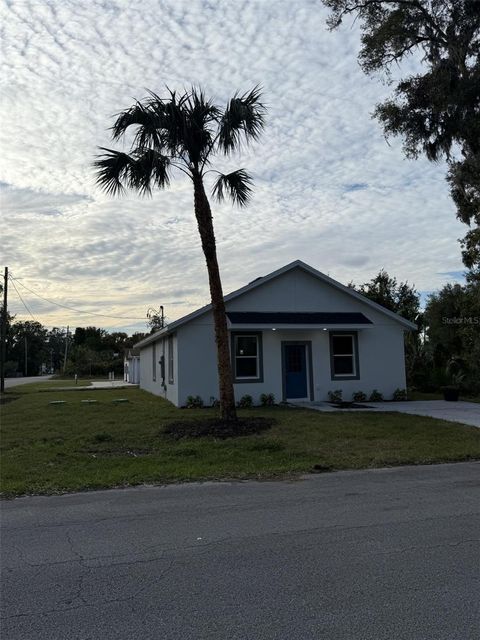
369, 389, 384, 402
237, 394, 253, 408
392, 388, 407, 401
260, 393, 275, 406
185, 395, 204, 409
328, 389, 343, 403
352, 391, 367, 402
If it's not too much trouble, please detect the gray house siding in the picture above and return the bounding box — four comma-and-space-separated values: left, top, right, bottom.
139, 337, 179, 406
137, 264, 411, 406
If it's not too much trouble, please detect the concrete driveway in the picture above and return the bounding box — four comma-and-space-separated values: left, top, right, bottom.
368, 400, 480, 427
3, 375, 52, 389
1, 462, 479, 640
299, 400, 480, 428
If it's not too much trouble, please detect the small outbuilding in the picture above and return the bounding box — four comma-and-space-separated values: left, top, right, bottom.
134, 260, 416, 406
123, 348, 140, 384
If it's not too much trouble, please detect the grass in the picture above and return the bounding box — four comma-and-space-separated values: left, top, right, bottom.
1, 384, 479, 497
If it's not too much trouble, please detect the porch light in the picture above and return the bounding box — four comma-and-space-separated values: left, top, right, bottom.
272, 328, 276, 331
323, 328, 328, 331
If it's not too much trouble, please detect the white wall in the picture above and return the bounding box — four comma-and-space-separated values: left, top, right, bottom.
175, 323, 406, 405
139, 338, 179, 406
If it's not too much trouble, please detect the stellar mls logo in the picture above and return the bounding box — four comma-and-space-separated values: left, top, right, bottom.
442, 316, 480, 326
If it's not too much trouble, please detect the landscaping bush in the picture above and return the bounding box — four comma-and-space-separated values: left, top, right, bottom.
185, 395, 204, 408
392, 388, 407, 401
237, 394, 253, 408
352, 391, 367, 402
328, 390, 343, 403
369, 389, 384, 402
260, 393, 275, 406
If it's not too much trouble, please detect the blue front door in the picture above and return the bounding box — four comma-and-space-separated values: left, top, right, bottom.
284, 344, 308, 399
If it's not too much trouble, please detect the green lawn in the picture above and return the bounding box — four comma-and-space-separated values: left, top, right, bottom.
1, 384, 479, 497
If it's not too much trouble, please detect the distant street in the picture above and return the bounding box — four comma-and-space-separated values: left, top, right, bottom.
3, 375, 53, 389
1, 462, 479, 639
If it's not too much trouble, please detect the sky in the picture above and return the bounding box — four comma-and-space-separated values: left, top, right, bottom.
0, 0, 468, 334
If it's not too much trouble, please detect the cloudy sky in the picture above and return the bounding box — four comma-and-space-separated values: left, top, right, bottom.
1, 0, 466, 334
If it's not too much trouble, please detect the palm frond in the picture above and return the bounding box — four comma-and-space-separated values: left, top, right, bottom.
94, 148, 135, 196
94, 147, 170, 196
212, 169, 253, 207
218, 86, 266, 154
183, 87, 221, 164
129, 148, 171, 195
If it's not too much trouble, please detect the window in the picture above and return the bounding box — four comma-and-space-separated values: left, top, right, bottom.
330, 333, 359, 379
152, 343, 156, 382
232, 333, 263, 382
168, 335, 174, 384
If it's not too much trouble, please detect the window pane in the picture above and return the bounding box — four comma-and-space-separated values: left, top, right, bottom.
332, 335, 353, 355
236, 336, 257, 357
333, 355, 354, 375
236, 357, 258, 377
287, 346, 302, 373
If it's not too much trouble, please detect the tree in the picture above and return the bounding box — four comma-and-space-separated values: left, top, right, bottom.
351, 269, 420, 323
424, 279, 480, 393
47, 327, 68, 373
94, 87, 266, 422
322, 1, 480, 274
9, 321, 48, 376
350, 269, 422, 385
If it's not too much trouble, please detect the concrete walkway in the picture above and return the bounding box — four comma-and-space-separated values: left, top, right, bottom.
52, 381, 138, 391
89, 381, 138, 389
296, 400, 480, 428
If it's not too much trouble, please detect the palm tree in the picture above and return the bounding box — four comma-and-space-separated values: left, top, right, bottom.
94, 87, 266, 422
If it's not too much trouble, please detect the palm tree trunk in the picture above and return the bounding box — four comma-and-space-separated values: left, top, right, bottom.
192, 172, 237, 422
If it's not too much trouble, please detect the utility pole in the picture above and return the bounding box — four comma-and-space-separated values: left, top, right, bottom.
63, 325, 69, 373
24, 335, 28, 377
1, 266, 8, 393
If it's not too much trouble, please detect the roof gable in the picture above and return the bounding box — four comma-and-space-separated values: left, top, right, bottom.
135, 260, 416, 348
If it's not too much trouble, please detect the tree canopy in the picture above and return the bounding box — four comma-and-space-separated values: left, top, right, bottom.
323, 0, 480, 275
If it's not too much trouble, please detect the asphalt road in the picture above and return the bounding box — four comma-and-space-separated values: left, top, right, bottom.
1, 463, 479, 640
4, 375, 52, 389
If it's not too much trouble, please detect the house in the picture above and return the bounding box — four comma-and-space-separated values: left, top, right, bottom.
134, 260, 416, 406
123, 348, 140, 384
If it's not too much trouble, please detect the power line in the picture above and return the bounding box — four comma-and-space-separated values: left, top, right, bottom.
8, 277, 38, 323
9, 276, 147, 321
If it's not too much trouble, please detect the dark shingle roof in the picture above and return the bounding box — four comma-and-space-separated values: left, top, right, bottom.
226, 312, 372, 325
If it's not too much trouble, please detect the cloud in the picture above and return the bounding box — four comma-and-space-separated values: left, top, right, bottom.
0, 0, 466, 332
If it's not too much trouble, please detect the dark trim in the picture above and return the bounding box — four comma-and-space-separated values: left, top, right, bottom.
152, 342, 156, 382
231, 331, 264, 383
168, 334, 174, 385
329, 331, 360, 381
227, 311, 372, 325
281, 341, 314, 401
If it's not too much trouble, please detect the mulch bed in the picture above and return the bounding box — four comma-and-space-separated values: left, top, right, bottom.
163, 417, 277, 440
330, 402, 374, 409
